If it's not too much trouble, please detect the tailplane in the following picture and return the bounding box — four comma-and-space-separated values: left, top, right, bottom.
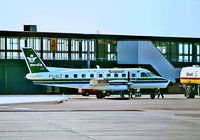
22, 47, 49, 73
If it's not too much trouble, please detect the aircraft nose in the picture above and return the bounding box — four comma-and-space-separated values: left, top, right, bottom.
25, 74, 31, 79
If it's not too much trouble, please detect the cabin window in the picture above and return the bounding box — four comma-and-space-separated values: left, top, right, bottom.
141, 72, 149, 77
65, 75, 69, 78
82, 74, 86, 78
107, 74, 111, 77
122, 74, 126, 77
90, 74, 94, 78
99, 74, 103, 78
114, 73, 118, 77
131, 73, 136, 77
74, 74, 78, 78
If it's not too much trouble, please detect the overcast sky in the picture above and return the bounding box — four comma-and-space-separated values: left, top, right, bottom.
0, 0, 200, 37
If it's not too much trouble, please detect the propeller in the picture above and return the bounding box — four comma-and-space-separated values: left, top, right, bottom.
127, 71, 132, 97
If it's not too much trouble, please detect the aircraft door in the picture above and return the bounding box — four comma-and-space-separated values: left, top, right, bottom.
136, 70, 141, 78
130, 71, 137, 81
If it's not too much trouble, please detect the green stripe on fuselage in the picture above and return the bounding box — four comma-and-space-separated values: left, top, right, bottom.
32, 77, 165, 82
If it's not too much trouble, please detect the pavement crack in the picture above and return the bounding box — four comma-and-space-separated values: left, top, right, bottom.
47, 121, 96, 140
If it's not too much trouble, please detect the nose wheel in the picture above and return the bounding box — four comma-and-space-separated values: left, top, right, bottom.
150, 93, 155, 99
96, 92, 106, 99
150, 89, 159, 99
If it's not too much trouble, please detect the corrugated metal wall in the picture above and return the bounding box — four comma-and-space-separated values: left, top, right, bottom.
0, 60, 44, 94
0, 60, 117, 94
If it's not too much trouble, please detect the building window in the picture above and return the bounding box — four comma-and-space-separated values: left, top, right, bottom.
178, 43, 193, 62
179, 43, 183, 55
82, 74, 86, 78
65, 75, 69, 78
197, 43, 200, 62
97, 39, 117, 61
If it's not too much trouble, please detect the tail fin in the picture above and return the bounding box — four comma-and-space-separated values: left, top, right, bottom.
22, 47, 49, 73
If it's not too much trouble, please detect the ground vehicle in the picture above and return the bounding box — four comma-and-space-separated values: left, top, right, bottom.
180, 65, 200, 98
78, 89, 98, 96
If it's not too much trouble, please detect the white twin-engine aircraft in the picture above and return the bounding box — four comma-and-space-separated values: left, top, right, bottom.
22, 47, 170, 99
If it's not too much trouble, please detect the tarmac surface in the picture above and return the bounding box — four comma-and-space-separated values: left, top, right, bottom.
1, 94, 200, 140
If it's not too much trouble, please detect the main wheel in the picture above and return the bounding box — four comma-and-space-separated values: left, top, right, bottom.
150, 93, 155, 99
150, 89, 156, 99
96, 93, 103, 99
106, 91, 111, 96
102, 93, 106, 98
186, 86, 195, 98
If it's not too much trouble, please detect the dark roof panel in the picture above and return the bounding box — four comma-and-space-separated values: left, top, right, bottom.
0, 30, 199, 42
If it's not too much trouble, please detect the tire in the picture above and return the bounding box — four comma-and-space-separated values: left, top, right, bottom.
102, 93, 106, 98
186, 86, 195, 98
96, 93, 103, 99
149, 89, 156, 99
120, 93, 125, 98
82, 92, 86, 96
150, 93, 155, 99
85, 91, 90, 96
106, 91, 111, 96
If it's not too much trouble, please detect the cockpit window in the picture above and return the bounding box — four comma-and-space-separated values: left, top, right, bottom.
141, 72, 149, 77
147, 72, 155, 77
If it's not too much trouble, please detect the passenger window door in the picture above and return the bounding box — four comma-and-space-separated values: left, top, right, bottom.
129, 72, 136, 80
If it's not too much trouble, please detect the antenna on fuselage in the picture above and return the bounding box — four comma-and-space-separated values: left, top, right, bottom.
96, 65, 100, 69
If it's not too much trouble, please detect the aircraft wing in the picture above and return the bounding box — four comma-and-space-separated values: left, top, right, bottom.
34, 82, 90, 89
34, 79, 128, 91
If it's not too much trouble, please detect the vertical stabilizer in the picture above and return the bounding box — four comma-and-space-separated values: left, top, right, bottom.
22, 47, 49, 73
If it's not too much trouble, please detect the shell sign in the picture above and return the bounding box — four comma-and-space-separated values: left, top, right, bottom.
195, 71, 198, 77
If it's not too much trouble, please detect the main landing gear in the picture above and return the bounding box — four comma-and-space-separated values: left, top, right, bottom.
96, 91, 111, 99
132, 89, 158, 99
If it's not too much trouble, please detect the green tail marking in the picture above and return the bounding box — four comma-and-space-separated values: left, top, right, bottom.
22, 48, 49, 73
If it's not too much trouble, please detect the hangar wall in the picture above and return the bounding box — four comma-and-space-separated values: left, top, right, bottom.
0, 60, 44, 94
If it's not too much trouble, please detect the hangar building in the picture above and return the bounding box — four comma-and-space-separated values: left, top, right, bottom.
0, 25, 200, 94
